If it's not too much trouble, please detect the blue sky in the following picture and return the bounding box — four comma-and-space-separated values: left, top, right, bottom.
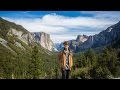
0, 11, 120, 43
0, 11, 94, 18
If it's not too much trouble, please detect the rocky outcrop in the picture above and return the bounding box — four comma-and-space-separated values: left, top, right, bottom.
68, 35, 89, 52
56, 21, 120, 53
7, 29, 55, 51
0, 37, 15, 53
0, 17, 55, 52
76, 35, 88, 43
55, 35, 89, 52
7, 28, 35, 46
15, 42, 25, 50
72, 21, 120, 52
33, 32, 54, 51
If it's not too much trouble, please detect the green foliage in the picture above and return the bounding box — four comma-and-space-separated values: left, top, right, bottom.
0, 41, 120, 79
0, 17, 120, 79
75, 52, 87, 68
28, 45, 42, 79
90, 66, 113, 79
0, 41, 60, 79
85, 48, 97, 67
72, 47, 120, 79
71, 67, 91, 79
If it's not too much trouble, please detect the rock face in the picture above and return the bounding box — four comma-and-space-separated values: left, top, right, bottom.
7, 28, 34, 46
7, 29, 55, 51
0, 17, 55, 52
69, 35, 89, 52
55, 21, 120, 53
69, 21, 120, 52
33, 32, 54, 51
55, 35, 89, 52
76, 35, 88, 43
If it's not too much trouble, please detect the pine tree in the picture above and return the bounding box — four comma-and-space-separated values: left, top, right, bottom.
79, 52, 86, 67
29, 45, 41, 79
85, 48, 97, 67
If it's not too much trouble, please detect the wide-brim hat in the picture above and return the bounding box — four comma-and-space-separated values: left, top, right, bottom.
63, 41, 69, 45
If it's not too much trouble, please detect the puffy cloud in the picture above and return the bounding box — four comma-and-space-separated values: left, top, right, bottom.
2, 12, 120, 43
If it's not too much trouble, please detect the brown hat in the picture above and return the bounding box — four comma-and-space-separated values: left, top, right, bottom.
63, 41, 69, 45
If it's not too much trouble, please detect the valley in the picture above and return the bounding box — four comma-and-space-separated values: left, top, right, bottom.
0, 17, 120, 79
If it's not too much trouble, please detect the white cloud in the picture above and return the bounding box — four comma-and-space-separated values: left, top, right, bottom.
51, 35, 76, 43
2, 12, 120, 43
3, 17, 68, 34
41, 14, 116, 28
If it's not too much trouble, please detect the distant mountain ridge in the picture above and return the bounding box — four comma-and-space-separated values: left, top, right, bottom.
0, 17, 56, 53
55, 21, 120, 53
1, 17, 120, 53
75, 21, 120, 52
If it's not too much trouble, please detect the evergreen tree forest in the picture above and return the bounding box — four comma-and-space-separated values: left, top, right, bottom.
0, 43, 120, 79
0, 44, 61, 79
71, 47, 120, 79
